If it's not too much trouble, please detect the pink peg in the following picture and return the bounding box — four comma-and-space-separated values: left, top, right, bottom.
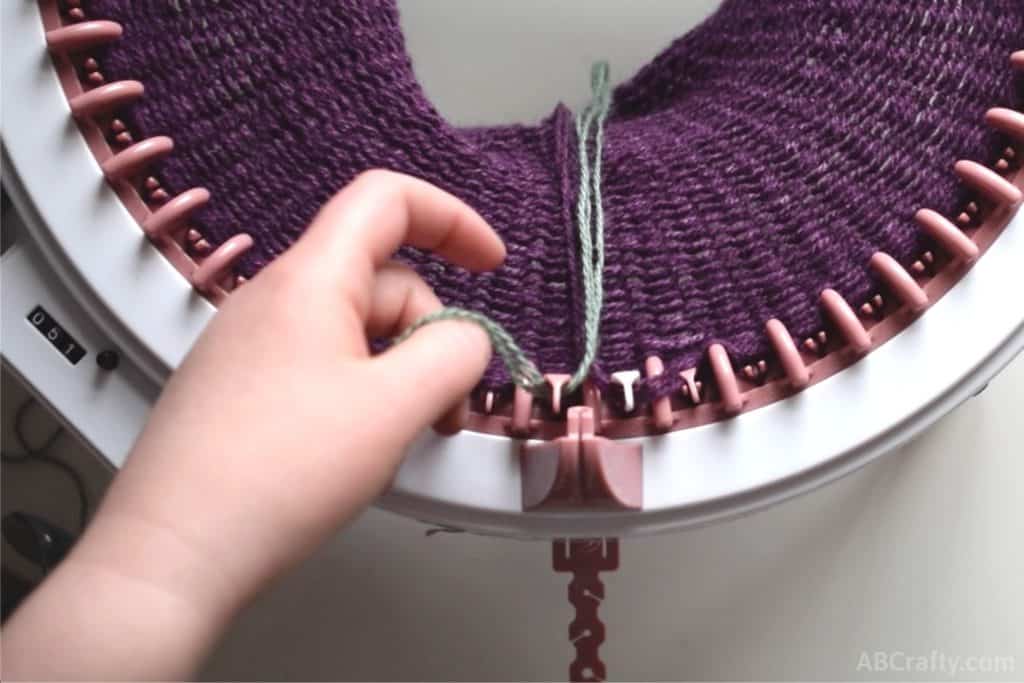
545, 374, 571, 414
142, 188, 210, 238
46, 21, 123, 53
69, 80, 143, 119
707, 344, 743, 417
511, 386, 534, 438
870, 253, 928, 313
101, 136, 173, 180
914, 209, 979, 263
954, 160, 1022, 206
611, 370, 641, 413
643, 356, 674, 432
191, 233, 253, 294
1011, 51, 1024, 70
483, 391, 496, 414
820, 289, 871, 355
765, 319, 809, 390
678, 368, 702, 404
985, 108, 1024, 141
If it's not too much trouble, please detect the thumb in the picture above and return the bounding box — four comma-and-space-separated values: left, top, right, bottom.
369, 319, 492, 442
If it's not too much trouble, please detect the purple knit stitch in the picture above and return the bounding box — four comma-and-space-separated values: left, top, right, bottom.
85, 0, 1023, 407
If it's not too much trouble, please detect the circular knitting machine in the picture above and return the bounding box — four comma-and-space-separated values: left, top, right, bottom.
2, 5, 1024, 676
4, 0, 1024, 536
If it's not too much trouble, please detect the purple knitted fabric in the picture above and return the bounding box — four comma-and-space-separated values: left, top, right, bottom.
85, 0, 1023, 405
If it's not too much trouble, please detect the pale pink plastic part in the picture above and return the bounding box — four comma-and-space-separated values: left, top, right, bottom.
678, 368, 702, 404
69, 80, 144, 118
643, 356, 674, 432
101, 136, 173, 180
521, 406, 642, 510
1012, 51, 1024, 70
953, 160, 1023, 206
191, 233, 253, 293
581, 414, 643, 510
870, 253, 928, 313
521, 426, 580, 509
707, 344, 743, 416
142, 188, 210, 238
545, 374, 571, 414
985, 108, 1024, 141
764, 319, 810, 390
46, 20, 123, 52
610, 370, 641, 413
582, 382, 603, 433
484, 391, 496, 414
511, 386, 534, 437
820, 289, 871, 355
914, 209, 979, 263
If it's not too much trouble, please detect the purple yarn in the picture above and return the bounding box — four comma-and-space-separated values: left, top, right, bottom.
86, 0, 1023, 405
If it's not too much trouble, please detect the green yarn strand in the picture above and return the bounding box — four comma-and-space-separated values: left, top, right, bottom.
567, 61, 611, 393
393, 62, 612, 398
394, 307, 546, 393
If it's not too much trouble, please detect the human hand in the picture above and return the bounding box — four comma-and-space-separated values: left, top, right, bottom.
3, 171, 504, 680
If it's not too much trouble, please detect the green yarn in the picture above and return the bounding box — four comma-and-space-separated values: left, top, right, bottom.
567, 60, 611, 393
393, 307, 546, 393
393, 62, 613, 397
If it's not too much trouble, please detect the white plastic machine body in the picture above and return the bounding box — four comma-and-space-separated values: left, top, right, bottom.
3, 0, 1024, 540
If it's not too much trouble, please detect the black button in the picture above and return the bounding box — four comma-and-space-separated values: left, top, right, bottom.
96, 350, 120, 371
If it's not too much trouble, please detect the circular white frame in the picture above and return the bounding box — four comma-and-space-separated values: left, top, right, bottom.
3, 1, 1023, 538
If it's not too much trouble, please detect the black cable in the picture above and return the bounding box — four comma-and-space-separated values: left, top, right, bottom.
1, 398, 89, 532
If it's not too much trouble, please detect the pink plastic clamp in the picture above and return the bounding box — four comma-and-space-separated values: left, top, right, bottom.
521, 406, 642, 510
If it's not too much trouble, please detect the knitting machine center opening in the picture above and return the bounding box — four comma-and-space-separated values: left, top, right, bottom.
398, 0, 723, 126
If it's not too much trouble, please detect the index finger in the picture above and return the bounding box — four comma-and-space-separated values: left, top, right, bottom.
298, 170, 506, 276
